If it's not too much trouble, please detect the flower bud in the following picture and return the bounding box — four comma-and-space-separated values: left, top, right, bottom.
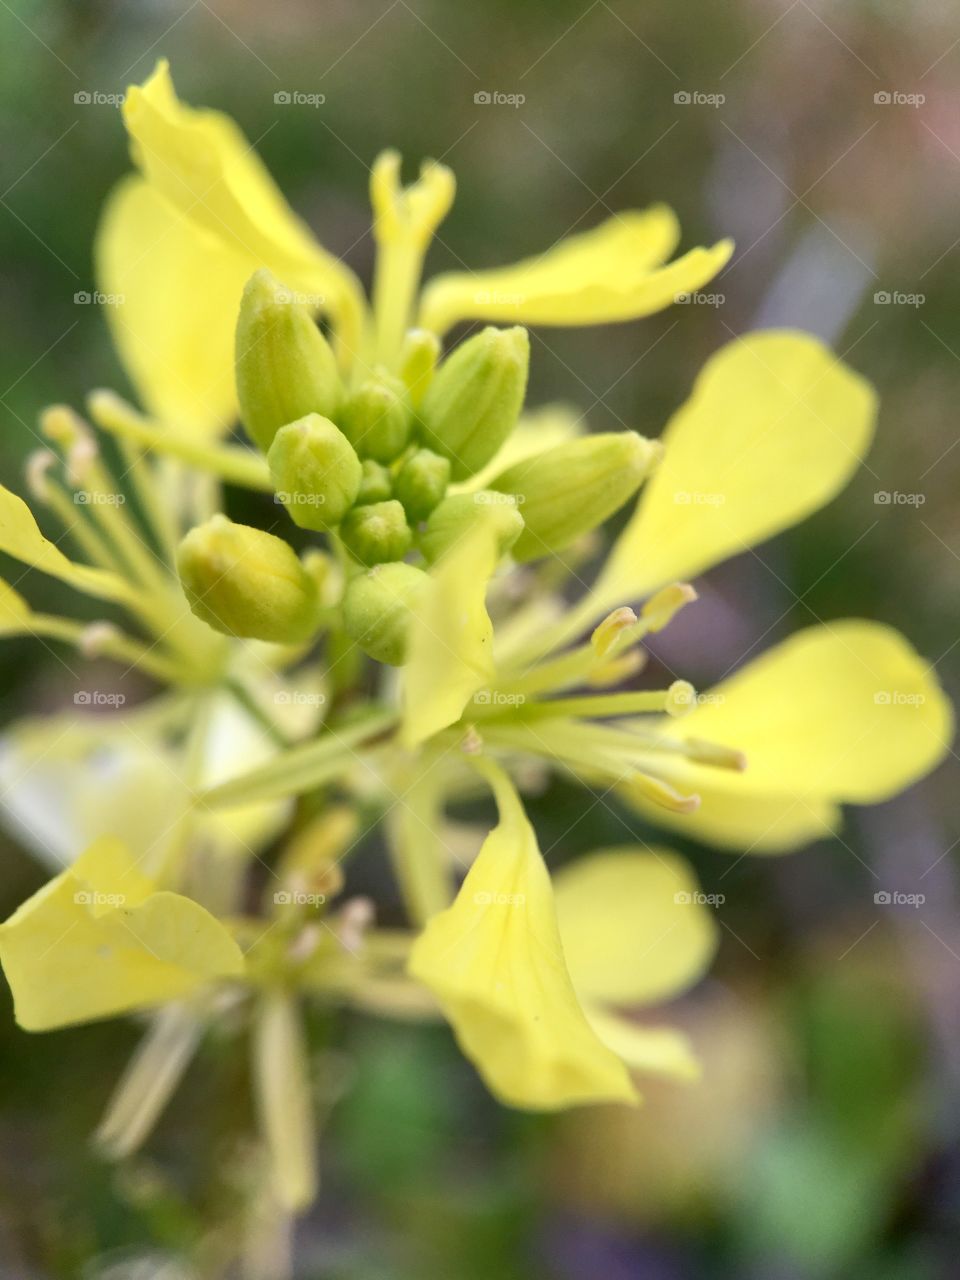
177, 515, 319, 643
418, 491, 523, 564
355, 459, 393, 506
340, 499, 412, 566
399, 328, 441, 406
338, 371, 412, 463
235, 270, 341, 452
418, 326, 529, 481
267, 414, 361, 532
342, 561, 428, 665
394, 448, 450, 522
489, 431, 661, 562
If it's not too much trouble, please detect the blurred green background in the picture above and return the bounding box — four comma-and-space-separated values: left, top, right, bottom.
1, 0, 959, 1276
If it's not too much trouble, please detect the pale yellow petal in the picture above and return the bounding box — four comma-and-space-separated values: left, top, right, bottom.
596, 330, 878, 604
553, 848, 718, 1005
420, 206, 732, 332
0, 838, 243, 1031
96, 176, 251, 436
408, 763, 636, 1109
0, 484, 127, 602
401, 515, 499, 747
620, 622, 951, 853
585, 1005, 702, 1082
122, 61, 363, 346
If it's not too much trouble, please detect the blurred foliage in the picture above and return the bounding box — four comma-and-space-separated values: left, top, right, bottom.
0, 0, 959, 1276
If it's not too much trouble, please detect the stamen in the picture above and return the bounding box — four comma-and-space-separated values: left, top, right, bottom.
26, 449, 123, 573
684, 737, 747, 771
88, 391, 272, 492
586, 649, 647, 687
641, 583, 698, 634
627, 772, 701, 814
665, 680, 697, 718
591, 606, 639, 658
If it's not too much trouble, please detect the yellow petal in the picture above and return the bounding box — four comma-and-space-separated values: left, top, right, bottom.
0, 838, 243, 1031
96, 176, 251, 437
621, 622, 952, 852
0, 578, 33, 634
401, 515, 499, 747
596, 330, 878, 604
553, 848, 718, 1005
0, 484, 127, 602
419, 206, 732, 333
585, 1006, 701, 1082
122, 61, 363, 347
630, 785, 841, 855
408, 762, 636, 1109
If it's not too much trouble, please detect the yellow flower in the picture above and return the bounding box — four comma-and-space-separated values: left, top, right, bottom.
408, 759, 717, 1109
0, 838, 243, 1031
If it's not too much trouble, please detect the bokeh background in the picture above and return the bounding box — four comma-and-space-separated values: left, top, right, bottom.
1, 0, 959, 1276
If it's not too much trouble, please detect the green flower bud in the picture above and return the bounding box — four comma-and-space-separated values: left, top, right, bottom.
342, 561, 428, 665
235, 270, 341, 452
355, 459, 393, 506
418, 491, 524, 564
338, 371, 412, 463
340, 499, 412, 566
267, 414, 361, 532
490, 431, 661, 563
399, 328, 441, 407
418, 326, 529, 481
394, 448, 450, 522
177, 515, 319, 643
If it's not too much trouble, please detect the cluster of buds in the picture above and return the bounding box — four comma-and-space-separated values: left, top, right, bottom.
177, 267, 662, 667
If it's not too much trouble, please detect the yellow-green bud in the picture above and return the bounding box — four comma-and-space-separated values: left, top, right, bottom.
177, 515, 320, 643
418, 326, 529, 481
394, 448, 450, 522
235, 270, 341, 452
399, 328, 441, 407
267, 414, 361, 532
340, 499, 412, 566
355, 459, 393, 506
490, 431, 661, 563
338, 371, 412, 463
418, 491, 524, 564
342, 561, 428, 665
